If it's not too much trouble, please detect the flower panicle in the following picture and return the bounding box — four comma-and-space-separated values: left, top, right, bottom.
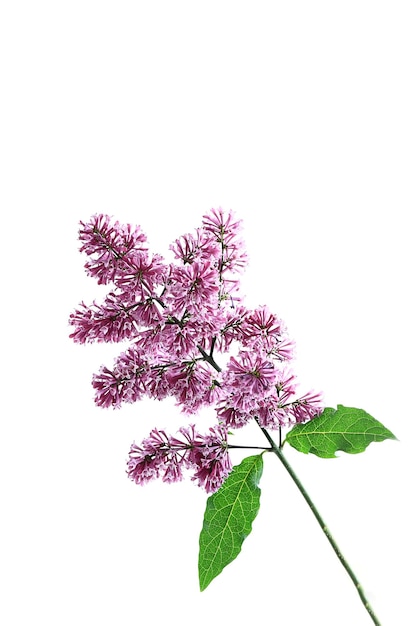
127, 424, 231, 493
70, 207, 324, 492
78, 214, 148, 285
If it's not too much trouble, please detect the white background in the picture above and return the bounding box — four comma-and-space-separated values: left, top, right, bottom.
1, 2, 416, 625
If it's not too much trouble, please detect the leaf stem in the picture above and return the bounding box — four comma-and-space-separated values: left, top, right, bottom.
227, 445, 272, 450
258, 423, 381, 626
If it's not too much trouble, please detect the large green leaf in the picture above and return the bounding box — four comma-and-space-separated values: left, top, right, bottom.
198, 454, 263, 591
285, 404, 396, 458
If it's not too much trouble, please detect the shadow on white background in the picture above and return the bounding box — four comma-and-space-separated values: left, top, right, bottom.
1, 2, 416, 625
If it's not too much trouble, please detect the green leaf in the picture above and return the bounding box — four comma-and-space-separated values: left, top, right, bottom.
285, 404, 397, 458
198, 454, 263, 591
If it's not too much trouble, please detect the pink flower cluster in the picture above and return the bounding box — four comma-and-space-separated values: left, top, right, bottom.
127, 424, 231, 493
69, 208, 323, 492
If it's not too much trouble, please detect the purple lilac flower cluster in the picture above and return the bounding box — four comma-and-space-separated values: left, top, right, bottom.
69, 208, 323, 492
127, 424, 232, 494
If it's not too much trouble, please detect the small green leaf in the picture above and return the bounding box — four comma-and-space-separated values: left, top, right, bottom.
285, 404, 397, 458
198, 454, 263, 591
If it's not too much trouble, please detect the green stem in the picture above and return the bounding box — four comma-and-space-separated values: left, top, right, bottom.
259, 424, 381, 626
227, 445, 271, 450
